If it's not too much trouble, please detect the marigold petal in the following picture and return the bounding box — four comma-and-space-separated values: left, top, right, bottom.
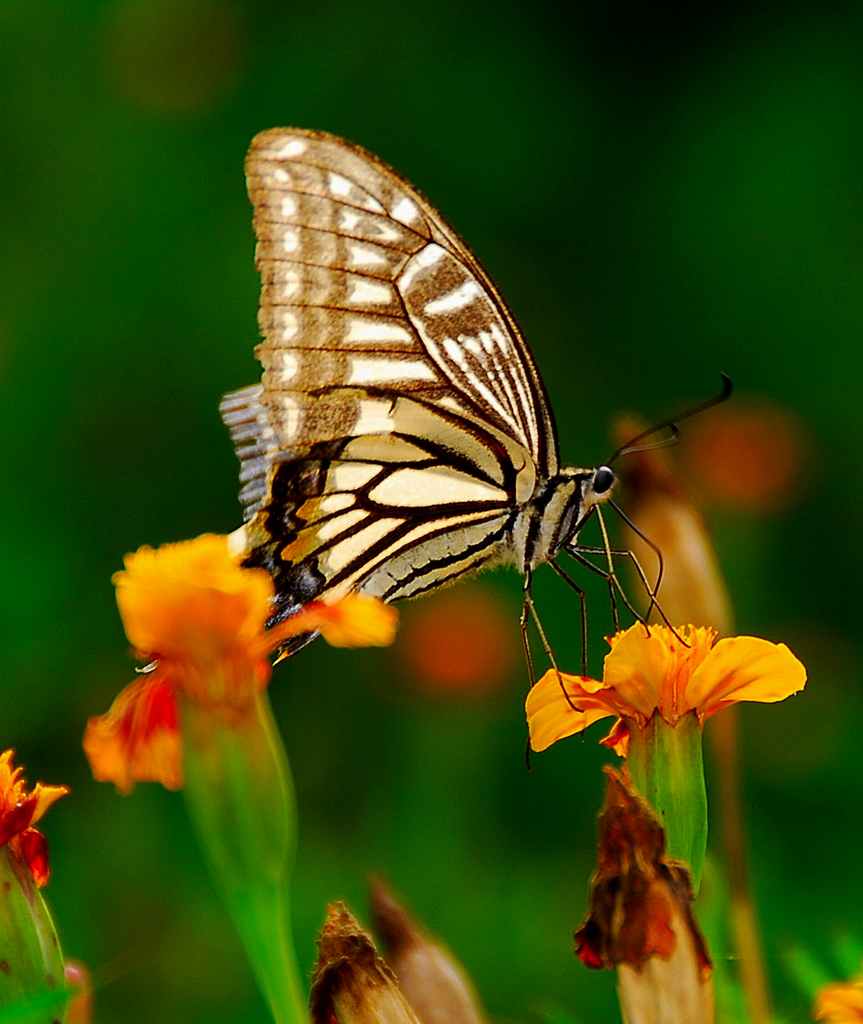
526, 670, 616, 752
31, 784, 70, 826
686, 636, 806, 718
114, 534, 274, 660
599, 718, 631, 757
814, 980, 863, 1021
15, 828, 51, 888
84, 671, 182, 793
0, 797, 37, 848
272, 595, 398, 650
603, 624, 678, 719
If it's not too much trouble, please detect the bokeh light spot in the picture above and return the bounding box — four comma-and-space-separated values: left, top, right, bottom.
396, 585, 517, 698
105, 0, 244, 115
682, 401, 810, 513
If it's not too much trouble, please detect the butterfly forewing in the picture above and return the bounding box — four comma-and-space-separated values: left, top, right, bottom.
223, 128, 559, 614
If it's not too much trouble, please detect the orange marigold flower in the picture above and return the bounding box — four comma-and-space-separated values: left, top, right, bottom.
815, 977, 863, 1021
527, 623, 806, 755
0, 751, 67, 887
85, 534, 398, 792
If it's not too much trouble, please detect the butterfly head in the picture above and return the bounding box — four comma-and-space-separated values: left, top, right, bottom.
587, 465, 616, 503
560, 464, 617, 543
521, 464, 618, 571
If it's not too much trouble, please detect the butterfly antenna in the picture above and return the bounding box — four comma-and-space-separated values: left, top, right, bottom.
607, 372, 733, 465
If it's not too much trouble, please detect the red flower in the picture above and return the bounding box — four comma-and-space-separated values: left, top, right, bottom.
0, 751, 67, 887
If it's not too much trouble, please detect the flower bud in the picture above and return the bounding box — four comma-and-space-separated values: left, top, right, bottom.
311, 903, 420, 1024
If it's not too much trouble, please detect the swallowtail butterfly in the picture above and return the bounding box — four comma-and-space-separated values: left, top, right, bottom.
221, 129, 716, 663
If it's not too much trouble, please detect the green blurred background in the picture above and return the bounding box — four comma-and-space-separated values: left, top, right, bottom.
2, 2, 861, 1020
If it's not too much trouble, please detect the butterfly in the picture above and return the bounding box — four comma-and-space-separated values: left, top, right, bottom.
221, 128, 724, 667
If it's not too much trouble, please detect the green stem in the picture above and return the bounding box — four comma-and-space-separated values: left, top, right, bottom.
627, 710, 708, 891
182, 694, 307, 1023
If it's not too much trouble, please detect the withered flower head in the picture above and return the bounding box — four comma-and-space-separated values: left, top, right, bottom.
575, 768, 714, 1024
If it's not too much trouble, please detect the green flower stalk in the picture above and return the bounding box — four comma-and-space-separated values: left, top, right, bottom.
183, 694, 305, 1024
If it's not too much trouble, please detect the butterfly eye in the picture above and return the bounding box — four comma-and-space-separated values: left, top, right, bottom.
592, 466, 615, 495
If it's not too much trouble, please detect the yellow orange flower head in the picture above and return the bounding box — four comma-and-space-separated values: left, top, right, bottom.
815, 977, 863, 1022
0, 750, 68, 887
86, 533, 399, 792
114, 534, 274, 666
526, 623, 806, 755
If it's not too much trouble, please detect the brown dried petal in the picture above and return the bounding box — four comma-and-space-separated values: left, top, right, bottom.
575, 769, 713, 1024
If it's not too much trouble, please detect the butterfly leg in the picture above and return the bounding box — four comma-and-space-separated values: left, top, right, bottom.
565, 547, 644, 632
522, 585, 581, 718
519, 574, 537, 771
519, 570, 537, 690
548, 561, 589, 677
607, 497, 665, 621
573, 544, 687, 647
575, 543, 688, 645
576, 545, 658, 614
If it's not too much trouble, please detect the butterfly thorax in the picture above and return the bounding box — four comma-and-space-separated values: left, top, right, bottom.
512, 465, 616, 573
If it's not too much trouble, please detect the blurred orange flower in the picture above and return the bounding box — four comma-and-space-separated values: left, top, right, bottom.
683, 402, 809, 513
398, 587, 516, 697
526, 624, 806, 755
85, 534, 397, 792
815, 976, 863, 1022
0, 751, 68, 888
